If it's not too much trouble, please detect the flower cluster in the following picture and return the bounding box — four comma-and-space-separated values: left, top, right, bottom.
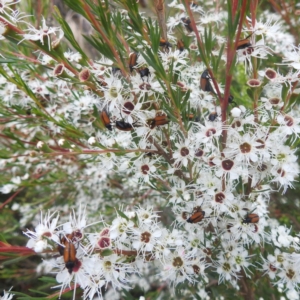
0, 0, 300, 299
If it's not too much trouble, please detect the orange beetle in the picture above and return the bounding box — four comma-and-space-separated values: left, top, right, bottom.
58, 234, 78, 274
187, 207, 205, 223
159, 38, 172, 48
237, 38, 252, 50
242, 213, 259, 224
100, 110, 113, 131
63, 241, 77, 274
236, 33, 255, 54
129, 52, 138, 72
147, 114, 169, 129
177, 40, 184, 52
200, 69, 215, 93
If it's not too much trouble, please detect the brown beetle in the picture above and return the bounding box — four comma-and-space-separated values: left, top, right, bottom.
129, 52, 138, 72
177, 40, 184, 52
63, 240, 77, 274
147, 114, 169, 129
181, 17, 193, 32
160, 38, 172, 48
187, 207, 205, 223
100, 110, 113, 131
138, 0, 147, 8
237, 38, 252, 50
58, 234, 78, 274
200, 69, 215, 93
242, 213, 259, 224
236, 33, 255, 54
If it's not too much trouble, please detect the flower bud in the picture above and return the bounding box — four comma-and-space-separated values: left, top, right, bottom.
247, 79, 262, 87
53, 64, 65, 76
79, 68, 90, 82
265, 68, 277, 80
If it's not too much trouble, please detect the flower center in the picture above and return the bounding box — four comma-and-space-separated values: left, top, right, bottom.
269, 264, 277, 272
257, 163, 268, 172
180, 147, 189, 157
277, 168, 285, 177
141, 231, 151, 243
98, 236, 110, 249
123, 102, 135, 114
206, 128, 216, 136
284, 115, 294, 127
277, 254, 284, 263
269, 97, 280, 105
222, 262, 231, 272
265, 69, 277, 79
240, 142, 251, 153
109, 87, 118, 98
235, 256, 242, 265
104, 261, 112, 271
286, 269, 295, 279
232, 120, 242, 128
141, 164, 150, 174
195, 148, 204, 158
172, 256, 183, 268
222, 159, 234, 170
192, 265, 200, 274
215, 192, 225, 203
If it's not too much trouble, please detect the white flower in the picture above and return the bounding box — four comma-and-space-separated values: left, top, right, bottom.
1, 287, 14, 300
36, 141, 44, 149
23, 211, 60, 252
88, 136, 96, 145
231, 107, 242, 118
215, 255, 239, 284
161, 247, 203, 285
19, 17, 64, 51
131, 224, 162, 253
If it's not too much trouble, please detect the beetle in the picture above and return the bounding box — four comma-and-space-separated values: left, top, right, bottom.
159, 38, 172, 48
139, 67, 150, 81
97, 75, 108, 87
100, 110, 113, 131
227, 94, 237, 106
236, 32, 255, 54
237, 38, 252, 50
58, 234, 78, 274
63, 240, 77, 274
200, 69, 215, 93
147, 114, 169, 129
115, 120, 134, 131
187, 113, 194, 120
242, 213, 259, 224
181, 17, 193, 32
177, 40, 184, 52
188, 0, 198, 7
208, 112, 218, 121
187, 206, 206, 223
112, 66, 121, 75
129, 52, 138, 72
138, 0, 147, 8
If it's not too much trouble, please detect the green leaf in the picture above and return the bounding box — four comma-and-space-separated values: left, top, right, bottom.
117, 209, 130, 221
101, 249, 114, 256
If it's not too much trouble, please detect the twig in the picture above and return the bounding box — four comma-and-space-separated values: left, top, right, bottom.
155, 0, 167, 41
